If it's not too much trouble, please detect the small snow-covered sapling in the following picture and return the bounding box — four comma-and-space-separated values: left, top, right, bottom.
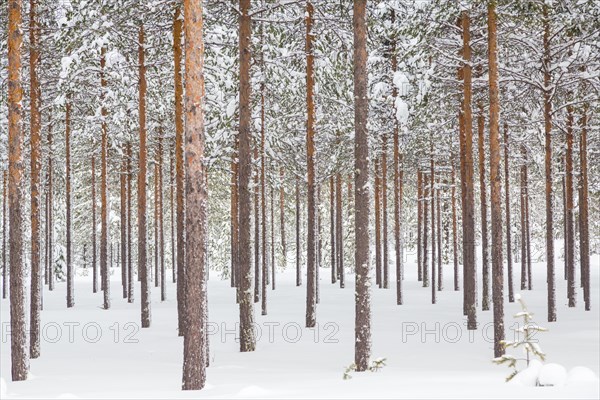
492, 294, 547, 382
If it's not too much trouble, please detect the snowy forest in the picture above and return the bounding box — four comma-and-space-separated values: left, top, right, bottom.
0, 0, 599, 398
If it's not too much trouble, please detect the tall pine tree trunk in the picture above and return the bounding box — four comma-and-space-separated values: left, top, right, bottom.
353, 0, 371, 372
238, 0, 256, 352
181, 0, 207, 389
461, 10, 477, 330
542, 3, 556, 322
127, 142, 133, 303
8, 0, 29, 380
121, 147, 128, 299
29, 0, 42, 359
100, 47, 110, 310
305, 0, 317, 327
66, 96, 74, 308
174, 5, 186, 335
488, 0, 505, 357
138, 25, 150, 327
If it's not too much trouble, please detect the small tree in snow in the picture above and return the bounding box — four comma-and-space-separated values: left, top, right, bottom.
493, 294, 547, 381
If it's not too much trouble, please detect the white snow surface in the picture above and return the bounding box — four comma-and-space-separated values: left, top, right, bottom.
1, 247, 598, 399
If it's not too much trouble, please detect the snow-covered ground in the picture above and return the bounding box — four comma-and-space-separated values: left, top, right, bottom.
1, 248, 599, 399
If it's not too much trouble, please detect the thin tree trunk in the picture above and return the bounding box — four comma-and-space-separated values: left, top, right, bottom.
478, 104, 490, 310
44, 163, 48, 287
375, 157, 382, 289
170, 145, 176, 284
121, 146, 128, 299
565, 106, 575, 307
296, 179, 301, 286
231, 144, 238, 288
260, 69, 267, 316
461, 10, 477, 329
392, 21, 402, 301
271, 182, 276, 290
181, 0, 207, 388
127, 142, 134, 303
353, 0, 371, 372
562, 164, 567, 281
238, 0, 256, 353
100, 47, 110, 310
430, 141, 436, 304
382, 135, 389, 289
436, 175, 442, 292
305, 0, 317, 327
174, 5, 186, 335
138, 25, 150, 327
542, 3, 556, 322
520, 145, 528, 291
451, 155, 459, 291
423, 172, 429, 288
91, 151, 97, 293
158, 135, 166, 301
48, 126, 54, 292
316, 184, 321, 304
417, 170, 423, 282
336, 173, 344, 288
155, 151, 160, 289
66, 96, 74, 308
2, 170, 7, 299
279, 166, 286, 269
254, 145, 260, 304
579, 105, 590, 311
503, 123, 514, 303
29, 0, 42, 359
488, 1, 505, 357
330, 176, 336, 283
8, 0, 29, 379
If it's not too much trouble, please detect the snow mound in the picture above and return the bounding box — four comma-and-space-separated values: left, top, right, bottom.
538, 363, 567, 387
237, 385, 271, 397
512, 359, 543, 386
567, 366, 598, 385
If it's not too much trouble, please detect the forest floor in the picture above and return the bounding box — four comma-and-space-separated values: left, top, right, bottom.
1, 246, 599, 399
